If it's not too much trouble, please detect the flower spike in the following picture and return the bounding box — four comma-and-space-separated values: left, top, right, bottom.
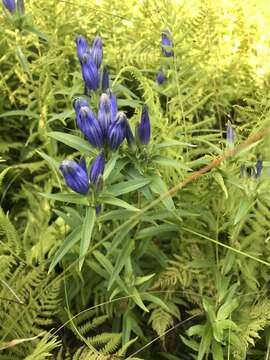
137, 106, 151, 145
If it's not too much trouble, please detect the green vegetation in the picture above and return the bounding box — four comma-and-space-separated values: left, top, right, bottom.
1, 0, 270, 359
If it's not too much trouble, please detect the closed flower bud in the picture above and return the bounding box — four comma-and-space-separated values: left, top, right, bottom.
125, 119, 136, 151
95, 204, 102, 215
81, 55, 99, 91
60, 159, 89, 194
226, 121, 235, 145
76, 104, 104, 148
75, 36, 90, 64
90, 153, 105, 185
254, 159, 263, 179
102, 65, 110, 91
137, 107, 151, 145
156, 69, 165, 85
73, 97, 89, 112
161, 30, 173, 57
108, 112, 127, 150
109, 92, 118, 119
91, 36, 103, 69
98, 93, 113, 136
3, 0, 16, 13
17, 0, 24, 15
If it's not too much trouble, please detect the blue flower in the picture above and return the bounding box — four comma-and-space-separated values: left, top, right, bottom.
108, 112, 127, 150
109, 92, 118, 119
98, 93, 113, 136
156, 69, 165, 85
81, 55, 99, 91
91, 36, 103, 69
90, 153, 105, 185
75, 102, 104, 148
102, 65, 110, 91
3, 0, 16, 13
137, 107, 151, 145
161, 30, 173, 57
60, 159, 89, 194
226, 121, 235, 145
254, 160, 263, 179
75, 36, 90, 64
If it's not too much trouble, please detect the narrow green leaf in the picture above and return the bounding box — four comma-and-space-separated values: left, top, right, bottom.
108, 223, 134, 256
48, 132, 96, 155
152, 156, 191, 171
134, 273, 155, 286
203, 299, 216, 325
106, 179, 150, 197
103, 153, 120, 180
130, 287, 149, 313
108, 239, 134, 290
213, 172, 228, 199
141, 293, 169, 312
79, 207, 95, 271
187, 324, 206, 337
217, 298, 238, 321
233, 197, 253, 225
0, 110, 39, 119
99, 194, 140, 212
137, 224, 179, 239
198, 325, 212, 360
212, 340, 224, 360
36, 150, 60, 170
180, 335, 199, 351
93, 250, 128, 293
16, 45, 30, 76
150, 175, 175, 210
39, 192, 88, 205
24, 25, 49, 41
156, 140, 196, 149
48, 227, 81, 273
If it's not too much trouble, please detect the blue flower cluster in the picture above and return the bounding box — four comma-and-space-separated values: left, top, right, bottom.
156, 30, 173, 85
60, 35, 152, 197
2, 0, 24, 15
60, 155, 105, 195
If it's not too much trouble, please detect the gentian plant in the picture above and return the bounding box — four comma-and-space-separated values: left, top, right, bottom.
46, 34, 166, 275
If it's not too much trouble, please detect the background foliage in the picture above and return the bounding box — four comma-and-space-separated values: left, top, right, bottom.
1, 0, 270, 359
